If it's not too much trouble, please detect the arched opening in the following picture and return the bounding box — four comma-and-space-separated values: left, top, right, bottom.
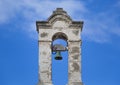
52, 32, 68, 41
52, 32, 68, 85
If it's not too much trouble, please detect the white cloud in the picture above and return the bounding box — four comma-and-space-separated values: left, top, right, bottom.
0, 0, 120, 43
21, 0, 87, 20
0, 0, 23, 23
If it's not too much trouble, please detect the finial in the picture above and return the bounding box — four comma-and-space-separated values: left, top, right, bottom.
53, 8, 67, 14
56, 8, 63, 11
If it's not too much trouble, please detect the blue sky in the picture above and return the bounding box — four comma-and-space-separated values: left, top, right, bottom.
0, 0, 120, 85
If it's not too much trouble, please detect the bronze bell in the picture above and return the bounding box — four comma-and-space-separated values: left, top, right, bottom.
55, 51, 62, 60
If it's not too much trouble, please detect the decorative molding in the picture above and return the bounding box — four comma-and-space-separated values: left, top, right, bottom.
38, 40, 52, 42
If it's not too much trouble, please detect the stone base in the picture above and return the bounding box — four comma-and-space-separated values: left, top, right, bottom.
67, 82, 83, 85
37, 82, 53, 85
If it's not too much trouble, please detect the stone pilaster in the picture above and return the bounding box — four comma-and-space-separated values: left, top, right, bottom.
38, 41, 53, 85
68, 41, 83, 85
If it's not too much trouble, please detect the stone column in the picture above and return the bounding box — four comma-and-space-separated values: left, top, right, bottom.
38, 41, 53, 85
68, 41, 83, 85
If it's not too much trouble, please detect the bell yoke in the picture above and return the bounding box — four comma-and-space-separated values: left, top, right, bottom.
52, 44, 68, 60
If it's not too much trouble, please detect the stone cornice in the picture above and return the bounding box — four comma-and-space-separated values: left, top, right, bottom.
36, 21, 51, 32
38, 40, 52, 42
69, 21, 84, 31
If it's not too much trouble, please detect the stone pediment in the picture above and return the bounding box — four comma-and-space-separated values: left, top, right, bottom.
36, 8, 84, 32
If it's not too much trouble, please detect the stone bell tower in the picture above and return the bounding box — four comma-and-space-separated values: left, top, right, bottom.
36, 8, 84, 85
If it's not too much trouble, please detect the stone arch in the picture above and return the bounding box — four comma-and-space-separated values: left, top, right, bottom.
52, 32, 68, 48
52, 32, 68, 41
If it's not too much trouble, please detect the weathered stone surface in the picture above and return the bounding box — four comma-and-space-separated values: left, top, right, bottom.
71, 54, 79, 60
41, 32, 48, 37
69, 72, 81, 82
72, 62, 79, 71
38, 81, 53, 85
71, 47, 79, 53
42, 51, 47, 55
68, 82, 83, 85
40, 72, 51, 82
72, 30, 79, 35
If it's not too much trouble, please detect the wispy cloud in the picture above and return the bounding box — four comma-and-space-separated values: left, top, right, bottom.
0, 0, 120, 43
82, 2, 120, 43
0, 0, 86, 39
